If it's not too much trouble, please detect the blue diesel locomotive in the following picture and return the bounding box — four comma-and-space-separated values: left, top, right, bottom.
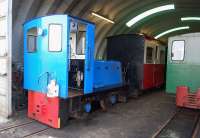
24, 15, 123, 128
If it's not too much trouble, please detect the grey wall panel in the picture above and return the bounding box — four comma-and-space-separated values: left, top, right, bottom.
0, 0, 12, 117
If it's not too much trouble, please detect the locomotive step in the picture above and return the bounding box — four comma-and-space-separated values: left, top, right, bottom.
68, 90, 83, 98
187, 99, 197, 102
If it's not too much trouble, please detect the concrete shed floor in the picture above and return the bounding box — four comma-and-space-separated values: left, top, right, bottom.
0, 90, 176, 138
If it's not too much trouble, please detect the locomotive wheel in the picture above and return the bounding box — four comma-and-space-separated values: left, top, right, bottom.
131, 89, 140, 98
100, 100, 107, 112
100, 96, 113, 112
118, 95, 128, 103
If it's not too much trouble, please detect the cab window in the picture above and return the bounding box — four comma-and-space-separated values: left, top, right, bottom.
172, 40, 185, 61
146, 47, 153, 63
27, 27, 37, 53
76, 24, 86, 55
160, 50, 165, 64
48, 24, 62, 52
69, 21, 86, 59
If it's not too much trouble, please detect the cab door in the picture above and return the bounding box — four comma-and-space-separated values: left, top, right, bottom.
40, 15, 69, 98
24, 19, 42, 92
143, 46, 155, 89
155, 46, 165, 87
84, 24, 95, 94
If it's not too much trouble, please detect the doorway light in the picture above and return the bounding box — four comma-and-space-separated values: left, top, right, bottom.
181, 17, 200, 21
91, 12, 115, 24
126, 4, 175, 28
154, 26, 190, 39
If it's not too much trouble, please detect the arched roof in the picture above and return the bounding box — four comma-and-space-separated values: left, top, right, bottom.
12, 0, 200, 61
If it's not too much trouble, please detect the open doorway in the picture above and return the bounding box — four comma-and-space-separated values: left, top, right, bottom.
68, 21, 86, 97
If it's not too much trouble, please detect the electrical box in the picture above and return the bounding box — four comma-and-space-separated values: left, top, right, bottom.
0, 58, 7, 76
0, 39, 7, 57
0, 0, 7, 17
0, 19, 7, 36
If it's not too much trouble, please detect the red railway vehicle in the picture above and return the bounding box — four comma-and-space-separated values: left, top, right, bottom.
107, 34, 166, 96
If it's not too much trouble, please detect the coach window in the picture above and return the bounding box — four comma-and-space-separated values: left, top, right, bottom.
172, 40, 185, 61
160, 50, 165, 64
146, 47, 153, 63
49, 24, 62, 52
27, 27, 37, 52
76, 23, 86, 55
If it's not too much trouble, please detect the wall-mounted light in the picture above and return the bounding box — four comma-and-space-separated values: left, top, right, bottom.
154, 26, 190, 39
181, 17, 200, 21
91, 12, 115, 24
126, 4, 175, 28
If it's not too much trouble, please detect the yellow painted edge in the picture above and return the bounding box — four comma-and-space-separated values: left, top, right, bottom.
58, 117, 60, 128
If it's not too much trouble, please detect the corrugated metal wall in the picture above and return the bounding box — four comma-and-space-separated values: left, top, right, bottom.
0, 0, 12, 117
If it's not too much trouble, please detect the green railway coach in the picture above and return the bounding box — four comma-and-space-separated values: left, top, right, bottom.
166, 33, 200, 94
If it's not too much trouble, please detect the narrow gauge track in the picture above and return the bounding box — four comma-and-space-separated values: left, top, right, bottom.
0, 120, 50, 138
0, 120, 35, 132
152, 108, 200, 138
23, 127, 50, 138
192, 117, 200, 138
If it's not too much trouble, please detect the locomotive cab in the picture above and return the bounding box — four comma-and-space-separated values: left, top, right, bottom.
24, 15, 95, 99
